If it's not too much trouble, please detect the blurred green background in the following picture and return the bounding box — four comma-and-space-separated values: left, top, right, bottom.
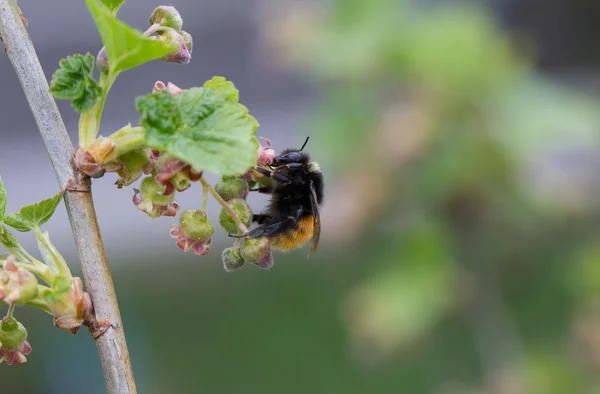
4, 0, 600, 393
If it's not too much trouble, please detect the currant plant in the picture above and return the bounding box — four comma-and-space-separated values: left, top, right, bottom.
0, 0, 278, 375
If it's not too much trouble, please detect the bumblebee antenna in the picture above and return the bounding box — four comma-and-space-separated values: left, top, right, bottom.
300, 136, 310, 151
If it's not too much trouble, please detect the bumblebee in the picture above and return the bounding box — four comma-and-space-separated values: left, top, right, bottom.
238, 137, 323, 257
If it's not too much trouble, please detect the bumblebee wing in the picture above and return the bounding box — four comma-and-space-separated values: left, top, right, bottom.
308, 181, 321, 258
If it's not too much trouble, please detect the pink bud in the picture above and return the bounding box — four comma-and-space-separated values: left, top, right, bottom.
0, 256, 39, 305
153, 81, 183, 97
49, 278, 93, 335
257, 137, 276, 166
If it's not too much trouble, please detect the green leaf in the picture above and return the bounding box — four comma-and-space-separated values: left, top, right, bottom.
4, 213, 33, 232
0, 227, 19, 249
50, 54, 102, 113
0, 177, 6, 224
99, 0, 126, 14
136, 77, 260, 176
4, 191, 64, 232
85, 0, 176, 74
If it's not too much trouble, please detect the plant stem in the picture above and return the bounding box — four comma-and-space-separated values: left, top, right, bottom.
107, 126, 146, 160
0, 2, 137, 393
79, 72, 117, 147
6, 304, 15, 319
199, 177, 249, 233
201, 182, 209, 212
15, 262, 54, 286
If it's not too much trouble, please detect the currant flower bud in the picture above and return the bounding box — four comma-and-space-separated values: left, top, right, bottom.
0, 316, 31, 365
257, 137, 276, 167
169, 210, 214, 256
222, 247, 245, 272
96, 46, 109, 74
133, 176, 180, 218
153, 81, 183, 97
219, 199, 253, 234
75, 138, 123, 178
49, 277, 93, 335
155, 155, 202, 194
241, 237, 274, 270
149, 6, 183, 32
180, 31, 193, 53
155, 29, 191, 64
215, 176, 249, 202
0, 256, 39, 305
115, 148, 153, 188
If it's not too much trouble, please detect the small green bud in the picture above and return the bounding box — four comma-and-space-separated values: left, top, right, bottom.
219, 199, 253, 234
180, 30, 193, 53
170, 210, 214, 255
240, 237, 274, 270
156, 29, 191, 64
179, 210, 214, 242
96, 46, 109, 74
149, 6, 183, 31
215, 176, 249, 202
222, 247, 245, 272
0, 316, 31, 365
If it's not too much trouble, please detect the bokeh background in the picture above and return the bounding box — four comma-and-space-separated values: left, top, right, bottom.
2, 0, 600, 393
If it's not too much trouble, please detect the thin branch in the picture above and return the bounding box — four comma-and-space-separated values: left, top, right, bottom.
0, 2, 137, 393
200, 177, 249, 233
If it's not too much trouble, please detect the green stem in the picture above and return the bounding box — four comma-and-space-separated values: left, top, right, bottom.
202, 182, 209, 212
33, 227, 70, 279
5, 247, 27, 263
6, 303, 15, 319
107, 126, 146, 159
78, 71, 118, 147
18, 245, 39, 265
200, 177, 249, 234
14, 262, 54, 286
26, 298, 52, 315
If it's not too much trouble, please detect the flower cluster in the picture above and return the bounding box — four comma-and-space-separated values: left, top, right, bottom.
148, 6, 193, 65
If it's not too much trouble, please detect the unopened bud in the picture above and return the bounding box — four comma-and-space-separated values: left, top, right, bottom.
222, 247, 245, 272
241, 237, 274, 270
219, 199, 253, 234
0, 316, 31, 365
215, 176, 249, 202
155, 29, 191, 64
76, 138, 123, 178
180, 31, 193, 53
96, 46, 109, 74
49, 277, 92, 335
257, 137, 276, 167
153, 81, 183, 97
0, 256, 39, 305
149, 6, 183, 32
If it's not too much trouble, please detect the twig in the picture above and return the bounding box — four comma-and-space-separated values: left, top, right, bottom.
0, 1, 137, 393
199, 177, 249, 233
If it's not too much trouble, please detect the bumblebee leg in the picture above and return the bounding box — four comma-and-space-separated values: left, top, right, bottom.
245, 216, 297, 239
249, 186, 273, 194
252, 214, 272, 224
252, 167, 291, 185
252, 167, 272, 177
270, 173, 291, 185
